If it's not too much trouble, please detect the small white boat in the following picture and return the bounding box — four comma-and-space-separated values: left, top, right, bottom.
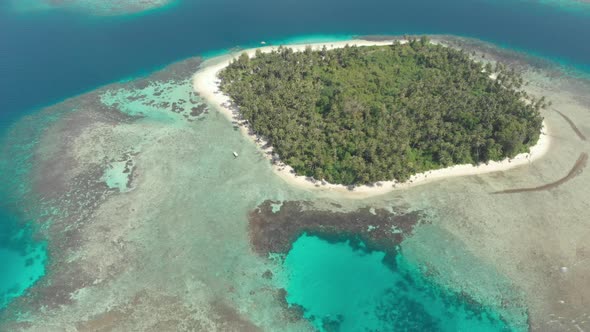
260, 41, 266, 45
233, 151, 239, 158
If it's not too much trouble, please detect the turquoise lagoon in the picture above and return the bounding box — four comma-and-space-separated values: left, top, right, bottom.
0, 211, 46, 310
284, 234, 517, 332
0, 151, 47, 310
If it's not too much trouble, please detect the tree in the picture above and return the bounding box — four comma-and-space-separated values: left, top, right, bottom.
218, 39, 545, 185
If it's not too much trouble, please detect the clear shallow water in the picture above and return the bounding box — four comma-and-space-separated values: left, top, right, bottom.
284, 234, 518, 331
0, 96, 68, 310
0, 166, 46, 310
0, 211, 46, 309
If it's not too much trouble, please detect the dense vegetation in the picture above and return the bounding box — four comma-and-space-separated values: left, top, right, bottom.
219, 37, 546, 185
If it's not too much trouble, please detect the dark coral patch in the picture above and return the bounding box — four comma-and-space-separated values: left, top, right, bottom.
261, 270, 273, 280
248, 200, 423, 257
274, 288, 305, 323
190, 103, 208, 117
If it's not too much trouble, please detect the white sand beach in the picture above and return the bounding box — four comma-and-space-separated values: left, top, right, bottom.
192, 39, 551, 198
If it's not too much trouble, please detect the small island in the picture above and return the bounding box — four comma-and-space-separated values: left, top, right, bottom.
10, 0, 175, 16
217, 37, 546, 186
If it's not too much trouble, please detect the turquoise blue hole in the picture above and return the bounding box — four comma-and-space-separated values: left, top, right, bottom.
283, 234, 519, 331
0, 210, 46, 310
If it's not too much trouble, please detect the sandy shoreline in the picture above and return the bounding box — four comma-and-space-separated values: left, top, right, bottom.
192, 39, 551, 198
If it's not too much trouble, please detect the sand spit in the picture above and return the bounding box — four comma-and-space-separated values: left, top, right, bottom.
554, 108, 587, 141
192, 39, 551, 199
492, 152, 588, 194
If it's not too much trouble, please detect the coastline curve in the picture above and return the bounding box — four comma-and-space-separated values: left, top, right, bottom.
192, 39, 552, 199
492, 152, 588, 194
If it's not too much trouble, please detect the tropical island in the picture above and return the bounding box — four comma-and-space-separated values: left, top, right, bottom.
216, 37, 546, 186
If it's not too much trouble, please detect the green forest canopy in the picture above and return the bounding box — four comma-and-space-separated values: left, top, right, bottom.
219, 37, 546, 186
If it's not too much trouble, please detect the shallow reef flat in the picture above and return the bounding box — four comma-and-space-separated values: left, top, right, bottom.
387, 36, 590, 332
0, 36, 588, 331
9, 0, 177, 16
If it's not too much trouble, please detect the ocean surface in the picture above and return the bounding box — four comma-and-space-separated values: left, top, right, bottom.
0, 0, 589, 328
1, 0, 590, 123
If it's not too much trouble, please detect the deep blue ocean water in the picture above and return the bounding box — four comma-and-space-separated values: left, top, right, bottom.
0, 0, 589, 321
1, 0, 589, 124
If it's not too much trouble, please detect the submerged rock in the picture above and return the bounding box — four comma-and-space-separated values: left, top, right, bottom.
248, 200, 423, 256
